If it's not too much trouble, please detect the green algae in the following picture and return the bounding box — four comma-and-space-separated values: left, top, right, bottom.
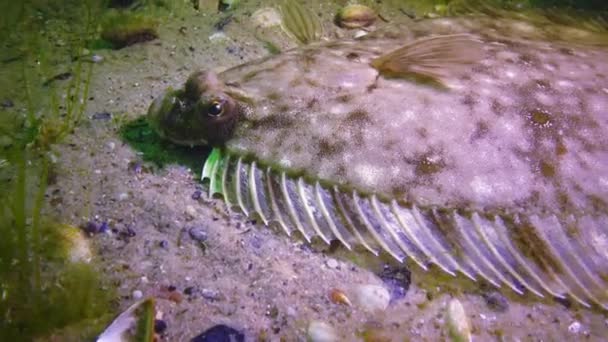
100, 10, 159, 49
120, 117, 211, 172
0, 1, 117, 340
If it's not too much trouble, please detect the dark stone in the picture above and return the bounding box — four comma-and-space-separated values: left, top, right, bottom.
378, 264, 411, 302
184, 286, 198, 296
98, 221, 109, 233
1, 99, 14, 108
201, 288, 221, 301
482, 291, 509, 312
189, 227, 208, 242
120, 226, 136, 238
191, 324, 244, 342
167, 285, 177, 292
83, 221, 99, 234
191, 190, 202, 200
214, 14, 234, 30
159, 240, 169, 249
92, 112, 112, 120
154, 319, 168, 334
108, 0, 137, 8
554, 296, 572, 309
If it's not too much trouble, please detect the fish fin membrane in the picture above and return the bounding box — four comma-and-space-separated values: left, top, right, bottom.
370, 34, 484, 84
202, 148, 608, 311
448, 0, 608, 34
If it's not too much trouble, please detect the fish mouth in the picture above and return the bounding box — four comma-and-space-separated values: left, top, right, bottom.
147, 88, 210, 146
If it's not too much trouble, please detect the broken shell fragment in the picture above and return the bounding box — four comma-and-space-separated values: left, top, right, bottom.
97, 298, 156, 342
335, 4, 376, 29
329, 288, 352, 306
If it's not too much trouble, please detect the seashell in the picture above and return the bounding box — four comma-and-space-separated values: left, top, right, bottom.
335, 4, 377, 29
329, 288, 352, 306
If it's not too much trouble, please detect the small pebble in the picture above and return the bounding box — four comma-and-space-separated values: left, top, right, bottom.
98, 221, 109, 233
159, 240, 169, 249
185, 205, 197, 220
184, 286, 197, 296
325, 258, 339, 269
189, 227, 208, 242
92, 111, 112, 120
209, 31, 228, 42
132, 290, 143, 299
191, 190, 202, 200
307, 320, 338, 342
1, 99, 14, 108
201, 288, 221, 301
83, 221, 99, 234
124, 227, 136, 237
191, 324, 244, 342
353, 284, 390, 312
378, 264, 411, 302
91, 54, 104, 63
117, 192, 129, 201
482, 291, 509, 312
446, 298, 471, 342
568, 321, 581, 334
154, 319, 167, 334
251, 8, 282, 28
106, 141, 116, 150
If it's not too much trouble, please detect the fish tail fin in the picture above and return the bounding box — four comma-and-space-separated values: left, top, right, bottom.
370, 34, 484, 84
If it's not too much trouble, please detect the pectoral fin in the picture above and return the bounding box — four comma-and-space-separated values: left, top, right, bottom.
370, 34, 484, 84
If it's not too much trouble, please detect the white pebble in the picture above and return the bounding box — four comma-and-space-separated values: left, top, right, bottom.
353, 284, 390, 312
209, 32, 228, 42
353, 30, 368, 38
568, 321, 581, 334
251, 8, 282, 28
446, 298, 471, 342
117, 192, 129, 201
132, 290, 143, 299
185, 205, 197, 220
91, 54, 103, 63
307, 320, 338, 342
325, 258, 339, 269
106, 141, 116, 150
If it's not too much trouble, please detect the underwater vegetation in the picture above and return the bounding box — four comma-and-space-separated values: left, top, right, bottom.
120, 117, 210, 172
0, 1, 117, 340
100, 10, 159, 49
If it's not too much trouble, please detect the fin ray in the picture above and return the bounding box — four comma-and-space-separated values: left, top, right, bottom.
201, 148, 608, 310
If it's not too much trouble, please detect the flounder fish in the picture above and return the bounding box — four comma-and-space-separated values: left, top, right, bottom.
148, 9, 608, 310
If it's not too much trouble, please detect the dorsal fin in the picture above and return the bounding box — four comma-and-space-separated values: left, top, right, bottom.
370, 34, 484, 85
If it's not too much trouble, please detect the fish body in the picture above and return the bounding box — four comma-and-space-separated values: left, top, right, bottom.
148, 15, 608, 309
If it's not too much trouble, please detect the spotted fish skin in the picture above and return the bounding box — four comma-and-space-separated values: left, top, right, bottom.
150, 14, 608, 310
223, 17, 608, 216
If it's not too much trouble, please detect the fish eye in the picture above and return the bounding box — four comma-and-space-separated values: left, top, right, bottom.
208, 100, 223, 117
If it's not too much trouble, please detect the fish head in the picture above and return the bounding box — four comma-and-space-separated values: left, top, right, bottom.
147, 70, 244, 146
